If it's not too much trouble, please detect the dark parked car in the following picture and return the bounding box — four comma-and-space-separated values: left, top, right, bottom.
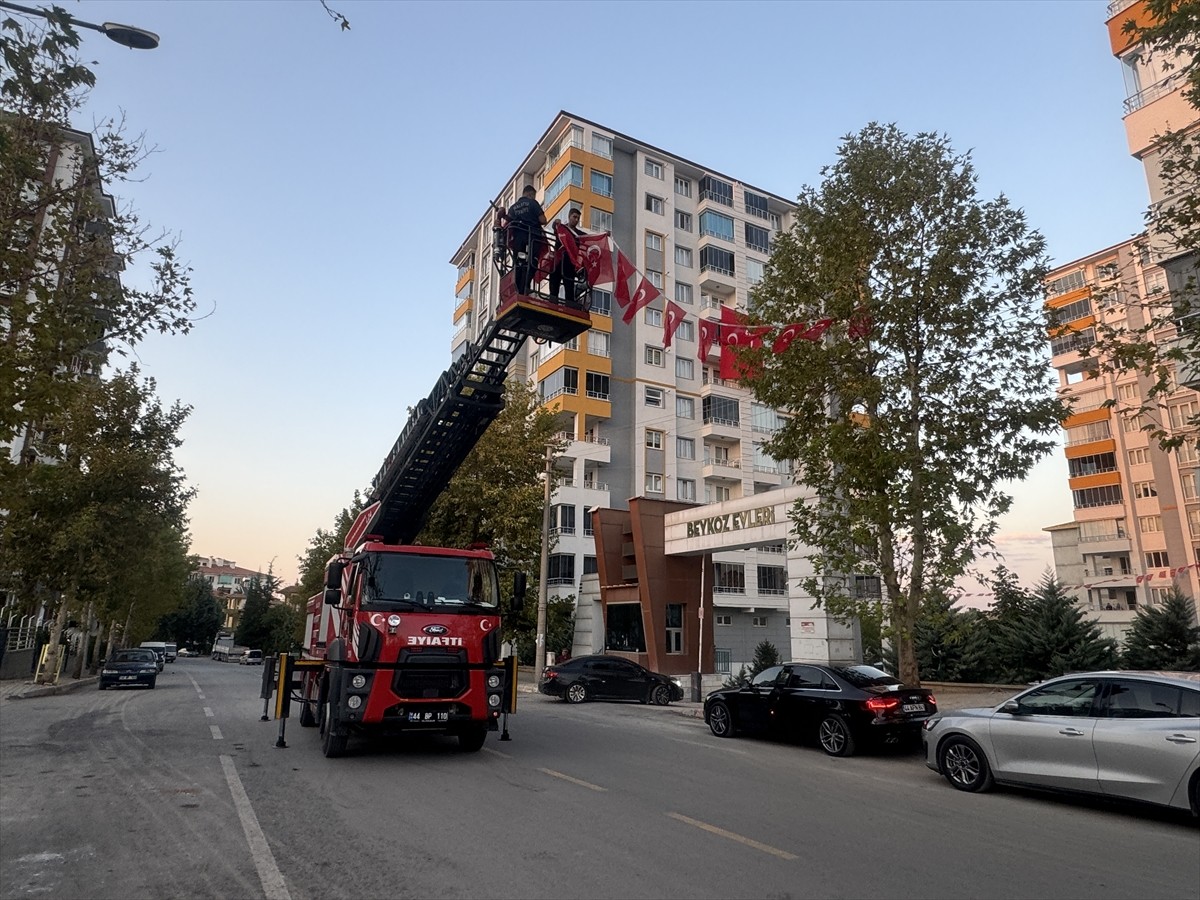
704, 663, 937, 756
99, 648, 159, 690
923, 671, 1200, 815
539, 655, 685, 705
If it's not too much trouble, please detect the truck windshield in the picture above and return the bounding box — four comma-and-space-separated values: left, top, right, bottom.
360, 552, 500, 611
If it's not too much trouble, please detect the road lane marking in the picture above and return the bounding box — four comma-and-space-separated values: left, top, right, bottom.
204, 707, 214, 717
667, 812, 797, 860
538, 768, 607, 792
210, 725, 223, 740
220, 755, 291, 900
482, 747, 512, 759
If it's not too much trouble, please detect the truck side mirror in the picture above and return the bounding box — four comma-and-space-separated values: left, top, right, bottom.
511, 572, 527, 614
323, 588, 341, 606
325, 560, 345, 590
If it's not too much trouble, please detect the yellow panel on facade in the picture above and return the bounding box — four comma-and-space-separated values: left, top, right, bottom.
454, 297, 472, 322
1064, 406, 1112, 428
1069, 471, 1122, 491
1107, 0, 1151, 55
455, 267, 475, 294
1064, 438, 1116, 460
1047, 286, 1092, 308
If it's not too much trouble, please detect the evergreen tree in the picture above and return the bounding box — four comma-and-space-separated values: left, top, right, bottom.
1122, 587, 1200, 670
749, 640, 781, 677
746, 123, 1065, 687
913, 591, 968, 682
994, 574, 1118, 684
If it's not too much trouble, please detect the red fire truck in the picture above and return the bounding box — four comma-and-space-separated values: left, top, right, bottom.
296, 219, 592, 757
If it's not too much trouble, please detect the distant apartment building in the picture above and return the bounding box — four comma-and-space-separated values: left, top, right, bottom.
192, 557, 268, 631
450, 112, 862, 675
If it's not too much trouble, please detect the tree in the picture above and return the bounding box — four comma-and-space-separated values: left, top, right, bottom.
747, 123, 1066, 687
1084, 0, 1198, 453
156, 578, 223, 653
235, 570, 281, 651
417, 378, 566, 652
993, 574, 1118, 684
1121, 586, 1200, 670
749, 640, 781, 676
295, 493, 365, 600
0, 369, 193, 681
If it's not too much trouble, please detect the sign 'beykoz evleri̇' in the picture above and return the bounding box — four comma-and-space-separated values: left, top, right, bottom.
686, 505, 776, 538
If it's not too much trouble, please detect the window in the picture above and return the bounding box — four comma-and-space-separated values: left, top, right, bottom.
677, 478, 696, 501
1072, 485, 1124, 508
752, 616, 768, 627
714, 562, 745, 594
1117, 382, 1139, 401
646, 194, 664, 215
675, 246, 693, 268
745, 222, 771, 253
1188, 507, 1200, 538
675, 282, 694, 305
1050, 297, 1094, 324
1121, 414, 1145, 433
676, 320, 695, 342
674, 176, 691, 197
699, 175, 733, 206
751, 403, 786, 433
1066, 420, 1112, 445
547, 553, 575, 586
676, 357, 694, 379
1170, 400, 1198, 429
545, 162, 584, 206
1104, 680, 1198, 719
1047, 270, 1086, 296
745, 258, 765, 285
645, 386, 665, 407
699, 210, 735, 241
553, 504, 576, 535
1133, 481, 1158, 499
1182, 477, 1197, 501
585, 371, 610, 400
540, 366, 579, 401
677, 437, 695, 459
665, 604, 683, 654
590, 209, 613, 233
757, 566, 787, 595
1129, 447, 1149, 466
700, 246, 735, 276
1067, 452, 1117, 477
645, 473, 664, 494
591, 133, 613, 159
1179, 442, 1199, 465
645, 345, 665, 367
708, 485, 732, 502
1139, 515, 1163, 533
645, 233, 663, 253
590, 289, 612, 317
647, 269, 663, 288
645, 307, 663, 326
588, 330, 611, 357
676, 396, 695, 418
591, 170, 613, 198
583, 555, 598, 574
1014, 677, 1099, 717
646, 429, 664, 450
715, 614, 731, 626
744, 190, 770, 218
1079, 519, 1127, 541
703, 394, 740, 426
675, 211, 692, 232
645, 158, 664, 179
1146, 550, 1171, 568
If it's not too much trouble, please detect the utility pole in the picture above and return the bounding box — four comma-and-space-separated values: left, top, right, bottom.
534, 445, 554, 685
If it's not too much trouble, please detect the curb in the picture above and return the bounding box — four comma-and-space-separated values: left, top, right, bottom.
8, 676, 99, 700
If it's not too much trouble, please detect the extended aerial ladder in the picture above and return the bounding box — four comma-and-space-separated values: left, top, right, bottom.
358, 220, 592, 545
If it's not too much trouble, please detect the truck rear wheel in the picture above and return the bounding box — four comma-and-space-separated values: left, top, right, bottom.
458, 726, 487, 752
298, 696, 317, 728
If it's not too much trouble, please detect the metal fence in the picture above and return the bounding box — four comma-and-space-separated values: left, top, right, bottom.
714, 647, 732, 675
1, 605, 40, 651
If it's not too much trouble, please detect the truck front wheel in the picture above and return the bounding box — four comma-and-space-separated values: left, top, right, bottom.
458, 725, 487, 753
321, 699, 348, 758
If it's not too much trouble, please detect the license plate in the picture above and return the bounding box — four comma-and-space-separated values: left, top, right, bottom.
119, 675, 137, 681
903, 703, 926, 713
407, 711, 448, 723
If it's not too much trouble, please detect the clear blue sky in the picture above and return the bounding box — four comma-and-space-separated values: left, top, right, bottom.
59, 0, 1148, 589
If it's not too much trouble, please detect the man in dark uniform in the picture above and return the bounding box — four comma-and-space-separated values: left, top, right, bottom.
506, 185, 547, 296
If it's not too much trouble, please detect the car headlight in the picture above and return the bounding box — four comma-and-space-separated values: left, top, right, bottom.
670, 677, 682, 686
487, 674, 501, 689
102, 668, 116, 675
923, 716, 942, 732
350, 674, 367, 689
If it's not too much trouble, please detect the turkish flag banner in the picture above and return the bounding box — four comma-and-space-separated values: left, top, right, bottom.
553, 222, 583, 268
622, 275, 661, 325
698, 318, 721, 362
576, 233, 616, 289
663, 300, 687, 350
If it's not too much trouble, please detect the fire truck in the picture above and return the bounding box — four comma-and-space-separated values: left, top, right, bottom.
297, 217, 592, 757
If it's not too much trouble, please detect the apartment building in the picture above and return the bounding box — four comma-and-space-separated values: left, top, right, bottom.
1046, 241, 1200, 642
192, 557, 269, 631
449, 112, 859, 674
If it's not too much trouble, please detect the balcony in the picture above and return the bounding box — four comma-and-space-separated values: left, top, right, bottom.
701, 415, 741, 440
702, 456, 742, 482
1123, 72, 1186, 115
555, 431, 612, 464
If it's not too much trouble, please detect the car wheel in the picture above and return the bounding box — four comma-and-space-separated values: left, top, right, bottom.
707, 700, 736, 738
458, 726, 487, 753
321, 699, 348, 758
98, 682, 106, 691
566, 682, 588, 704
818, 714, 856, 757
939, 736, 994, 793
1190, 774, 1199, 818
650, 684, 672, 706
147, 678, 156, 690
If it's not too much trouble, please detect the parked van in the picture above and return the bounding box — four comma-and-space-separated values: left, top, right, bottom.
239, 649, 263, 666
139, 641, 167, 672
163, 642, 177, 663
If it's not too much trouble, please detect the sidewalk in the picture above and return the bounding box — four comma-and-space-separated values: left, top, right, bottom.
0, 674, 99, 701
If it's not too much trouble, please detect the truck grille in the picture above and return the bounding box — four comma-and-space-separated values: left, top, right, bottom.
392, 649, 468, 699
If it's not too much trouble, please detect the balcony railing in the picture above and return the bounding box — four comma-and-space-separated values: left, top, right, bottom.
1124, 72, 1185, 114
704, 456, 741, 469
713, 585, 746, 595
542, 386, 579, 402
556, 431, 610, 445
1107, 0, 1137, 16
700, 261, 735, 277
700, 189, 733, 207
1079, 532, 1128, 543
703, 415, 740, 428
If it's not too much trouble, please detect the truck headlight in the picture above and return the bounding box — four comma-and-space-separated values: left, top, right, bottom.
347, 695, 363, 710
351, 674, 367, 689
488, 694, 501, 708
487, 674, 501, 689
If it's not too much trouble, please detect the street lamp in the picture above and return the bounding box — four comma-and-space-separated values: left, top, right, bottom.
534, 445, 554, 685
0, 1, 159, 49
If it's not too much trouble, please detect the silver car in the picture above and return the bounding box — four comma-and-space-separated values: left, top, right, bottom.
923, 671, 1200, 815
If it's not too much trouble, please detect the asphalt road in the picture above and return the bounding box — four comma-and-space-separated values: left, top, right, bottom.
1, 660, 1196, 900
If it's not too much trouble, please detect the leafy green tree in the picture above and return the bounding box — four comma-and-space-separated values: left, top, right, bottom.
295, 492, 365, 601
993, 574, 1118, 684
1084, 0, 1198, 452
157, 578, 224, 653
749, 640, 781, 677
747, 123, 1065, 687
1122, 586, 1200, 670
235, 570, 281, 651
262, 600, 303, 655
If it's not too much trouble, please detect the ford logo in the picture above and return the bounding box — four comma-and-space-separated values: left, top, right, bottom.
423, 624, 449, 636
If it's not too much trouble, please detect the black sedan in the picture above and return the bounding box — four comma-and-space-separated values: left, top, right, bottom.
539, 655, 685, 705
98, 648, 159, 690
703, 663, 937, 756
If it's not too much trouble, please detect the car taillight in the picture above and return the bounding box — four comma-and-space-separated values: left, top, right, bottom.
926, 693, 937, 707
544, 670, 557, 680
865, 696, 900, 712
